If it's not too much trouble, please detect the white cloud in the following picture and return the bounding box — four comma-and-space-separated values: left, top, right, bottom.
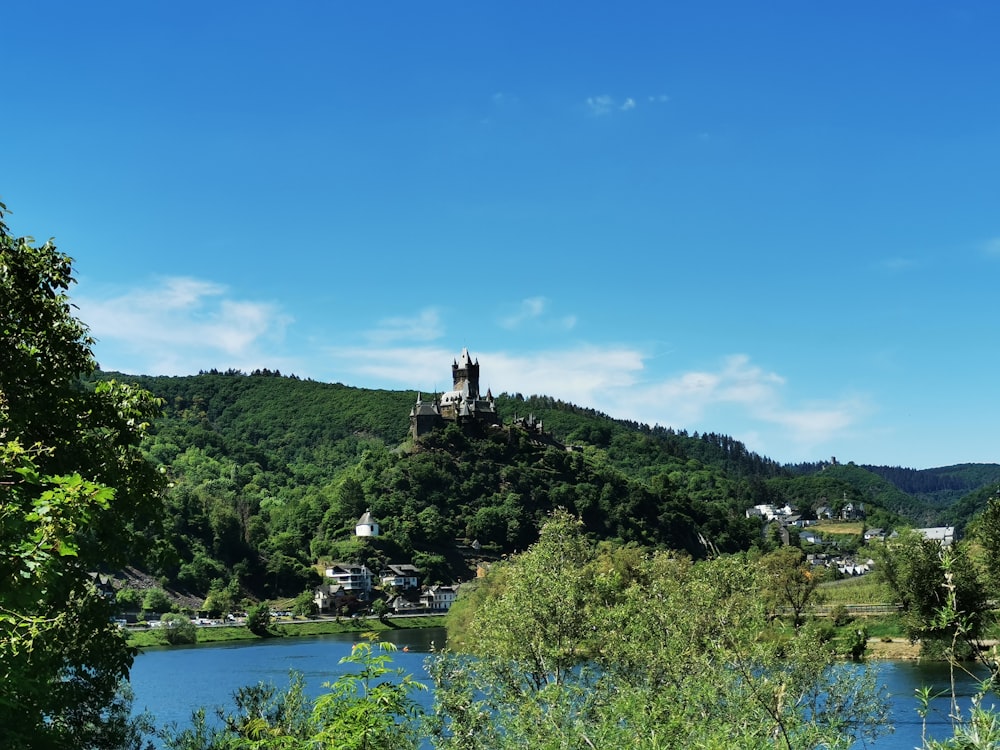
586, 95, 639, 116
585, 94, 667, 116
76, 276, 295, 375
499, 297, 577, 332
586, 95, 616, 116
365, 308, 443, 344
606, 354, 864, 456
982, 237, 1000, 258
500, 297, 547, 329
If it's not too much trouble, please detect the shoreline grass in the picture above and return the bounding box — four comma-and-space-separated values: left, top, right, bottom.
126, 614, 448, 649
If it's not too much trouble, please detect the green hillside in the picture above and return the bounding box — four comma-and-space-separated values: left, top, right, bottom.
88, 370, 998, 601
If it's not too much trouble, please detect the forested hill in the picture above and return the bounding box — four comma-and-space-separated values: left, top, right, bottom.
90, 370, 997, 598
861, 463, 1000, 515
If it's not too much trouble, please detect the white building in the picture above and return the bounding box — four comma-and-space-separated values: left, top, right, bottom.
420, 584, 458, 611
356, 510, 379, 538
381, 564, 420, 590
324, 563, 373, 594
916, 526, 955, 547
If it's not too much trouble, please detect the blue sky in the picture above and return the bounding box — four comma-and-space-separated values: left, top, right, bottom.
5, 2, 999, 469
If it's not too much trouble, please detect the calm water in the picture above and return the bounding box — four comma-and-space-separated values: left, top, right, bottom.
130, 630, 992, 748
130, 628, 444, 732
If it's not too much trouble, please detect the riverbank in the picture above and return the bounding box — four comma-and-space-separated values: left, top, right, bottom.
866, 637, 921, 660
126, 614, 448, 649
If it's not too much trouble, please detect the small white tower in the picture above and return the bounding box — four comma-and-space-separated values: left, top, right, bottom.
355, 509, 379, 538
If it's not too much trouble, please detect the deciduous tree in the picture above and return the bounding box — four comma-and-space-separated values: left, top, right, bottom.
1, 201, 163, 749
874, 530, 988, 657
428, 510, 889, 750
760, 545, 821, 628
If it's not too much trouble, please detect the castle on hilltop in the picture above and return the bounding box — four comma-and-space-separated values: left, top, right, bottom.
410, 348, 500, 439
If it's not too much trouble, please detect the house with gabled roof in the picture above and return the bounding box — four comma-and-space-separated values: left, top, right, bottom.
324, 563, 373, 595
381, 564, 421, 591
916, 526, 955, 547
420, 584, 459, 611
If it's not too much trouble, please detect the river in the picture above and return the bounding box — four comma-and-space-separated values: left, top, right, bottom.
130, 630, 992, 748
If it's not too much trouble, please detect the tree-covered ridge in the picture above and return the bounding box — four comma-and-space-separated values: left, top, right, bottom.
806, 463, 936, 525
861, 463, 1000, 526
862, 463, 1000, 495
86, 369, 998, 601
495, 393, 786, 481
83, 371, 780, 596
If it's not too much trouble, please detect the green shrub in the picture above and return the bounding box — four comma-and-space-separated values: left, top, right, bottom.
160, 613, 197, 645
247, 603, 271, 636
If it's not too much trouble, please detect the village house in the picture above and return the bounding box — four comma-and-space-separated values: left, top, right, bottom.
323, 563, 373, 594
837, 557, 874, 577
380, 564, 421, 591
420, 584, 459, 611
800, 530, 824, 546
747, 504, 793, 522
841, 502, 866, 521
387, 594, 422, 614
916, 526, 955, 547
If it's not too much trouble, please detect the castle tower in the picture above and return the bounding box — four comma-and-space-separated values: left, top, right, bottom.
451, 347, 480, 399
410, 392, 442, 439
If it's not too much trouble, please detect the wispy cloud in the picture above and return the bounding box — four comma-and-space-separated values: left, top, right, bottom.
499, 297, 576, 332
365, 308, 443, 344
76, 276, 295, 375
586, 95, 616, 116
500, 297, 546, 329
879, 256, 917, 271
492, 91, 518, 107
586, 95, 639, 116
982, 237, 1000, 258
586, 93, 667, 116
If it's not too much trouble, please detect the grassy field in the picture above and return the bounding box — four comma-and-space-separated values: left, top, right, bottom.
818, 575, 892, 605
126, 615, 448, 649
811, 521, 865, 536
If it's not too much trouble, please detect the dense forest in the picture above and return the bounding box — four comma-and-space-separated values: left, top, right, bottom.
87, 369, 1000, 602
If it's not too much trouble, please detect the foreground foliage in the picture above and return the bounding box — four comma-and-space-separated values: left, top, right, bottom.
1, 202, 163, 748
429, 511, 889, 750
155, 511, 1000, 749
